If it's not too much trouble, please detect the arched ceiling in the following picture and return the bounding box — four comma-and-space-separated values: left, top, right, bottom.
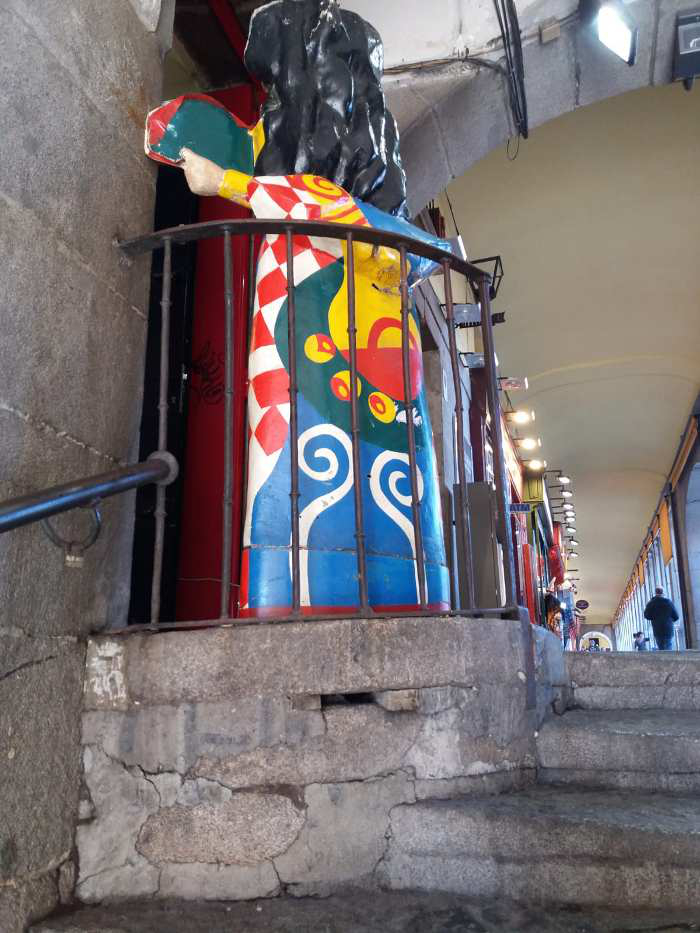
441, 83, 700, 627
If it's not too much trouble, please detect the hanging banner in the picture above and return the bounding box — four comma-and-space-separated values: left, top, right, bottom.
659, 499, 674, 566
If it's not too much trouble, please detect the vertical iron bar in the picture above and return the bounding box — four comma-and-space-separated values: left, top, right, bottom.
399, 244, 428, 609
286, 229, 301, 616
443, 260, 476, 610
345, 233, 370, 616
479, 273, 517, 606
150, 236, 172, 627
220, 229, 234, 620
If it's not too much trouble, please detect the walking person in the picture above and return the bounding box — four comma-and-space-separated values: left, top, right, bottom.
643, 587, 679, 651
632, 631, 648, 651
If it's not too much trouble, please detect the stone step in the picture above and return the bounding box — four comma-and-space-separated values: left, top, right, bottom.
28, 890, 700, 933
567, 651, 700, 710
537, 709, 700, 793
381, 787, 700, 909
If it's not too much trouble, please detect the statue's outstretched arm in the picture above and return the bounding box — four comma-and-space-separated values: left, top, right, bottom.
179, 148, 251, 208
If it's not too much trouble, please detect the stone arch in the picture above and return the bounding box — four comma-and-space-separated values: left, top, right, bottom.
400, 2, 681, 213
580, 630, 613, 651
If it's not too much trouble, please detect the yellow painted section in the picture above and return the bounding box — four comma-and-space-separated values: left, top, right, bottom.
250, 119, 265, 164
659, 500, 674, 566
218, 169, 252, 207
328, 243, 418, 355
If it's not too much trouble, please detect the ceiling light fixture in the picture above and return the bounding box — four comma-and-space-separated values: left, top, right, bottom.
562, 490, 573, 499
569, 538, 580, 547
596, 3, 638, 65
568, 551, 579, 558
558, 474, 571, 484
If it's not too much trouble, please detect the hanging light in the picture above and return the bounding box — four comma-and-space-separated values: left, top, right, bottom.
569, 551, 579, 558
562, 490, 573, 499
558, 474, 572, 484
569, 538, 580, 547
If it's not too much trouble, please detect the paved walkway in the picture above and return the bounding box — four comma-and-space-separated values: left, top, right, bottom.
34, 890, 700, 932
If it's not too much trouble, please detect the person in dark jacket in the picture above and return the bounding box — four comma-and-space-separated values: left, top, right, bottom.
643, 588, 679, 650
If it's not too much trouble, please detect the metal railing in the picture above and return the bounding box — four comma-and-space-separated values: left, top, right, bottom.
0, 217, 518, 628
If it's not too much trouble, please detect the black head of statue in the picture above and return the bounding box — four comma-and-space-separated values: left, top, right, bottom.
245, 0, 408, 218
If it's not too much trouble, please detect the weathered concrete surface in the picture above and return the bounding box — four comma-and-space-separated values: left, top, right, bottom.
78, 616, 542, 902
531, 627, 569, 720
0, 633, 84, 923
567, 651, 700, 709
538, 709, 700, 792
0, 1, 172, 926
84, 617, 529, 708
137, 791, 306, 866
28, 889, 700, 933
275, 773, 415, 896
82, 694, 325, 773
77, 747, 160, 903
382, 787, 700, 908
568, 650, 700, 686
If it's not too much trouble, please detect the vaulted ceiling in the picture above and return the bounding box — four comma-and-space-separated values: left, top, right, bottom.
441, 83, 700, 628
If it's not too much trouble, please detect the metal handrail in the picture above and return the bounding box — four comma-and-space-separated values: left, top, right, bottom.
118, 218, 489, 282
0, 454, 177, 533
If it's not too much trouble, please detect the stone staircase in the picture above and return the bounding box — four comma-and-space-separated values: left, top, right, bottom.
379, 650, 700, 910
30, 642, 700, 928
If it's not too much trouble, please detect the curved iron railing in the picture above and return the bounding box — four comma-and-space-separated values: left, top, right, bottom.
0, 217, 517, 629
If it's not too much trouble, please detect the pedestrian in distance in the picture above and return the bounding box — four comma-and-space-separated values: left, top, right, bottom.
643, 587, 679, 651
632, 631, 648, 651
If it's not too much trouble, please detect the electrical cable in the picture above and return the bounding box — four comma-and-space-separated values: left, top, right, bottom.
492, 0, 529, 146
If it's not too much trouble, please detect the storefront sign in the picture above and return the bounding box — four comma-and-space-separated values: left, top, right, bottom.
576, 599, 590, 611
510, 503, 530, 513
500, 417, 523, 500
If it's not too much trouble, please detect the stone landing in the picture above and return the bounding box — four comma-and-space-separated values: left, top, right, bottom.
75, 616, 561, 903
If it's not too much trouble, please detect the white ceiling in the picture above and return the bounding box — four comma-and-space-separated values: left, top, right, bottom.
441, 83, 700, 628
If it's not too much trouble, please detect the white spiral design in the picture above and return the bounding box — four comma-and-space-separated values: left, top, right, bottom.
294, 424, 354, 606
369, 450, 425, 601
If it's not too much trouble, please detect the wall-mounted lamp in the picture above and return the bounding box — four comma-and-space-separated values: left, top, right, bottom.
558, 474, 572, 484
569, 538, 580, 547
562, 490, 574, 499
516, 437, 542, 451
524, 459, 546, 471
506, 409, 536, 425
568, 551, 579, 558
673, 10, 700, 91
596, 2, 638, 65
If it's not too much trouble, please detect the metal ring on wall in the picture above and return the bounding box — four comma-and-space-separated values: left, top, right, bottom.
41, 503, 102, 566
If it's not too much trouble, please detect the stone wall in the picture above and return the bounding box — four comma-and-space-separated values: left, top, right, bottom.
76, 616, 563, 902
0, 3, 171, 930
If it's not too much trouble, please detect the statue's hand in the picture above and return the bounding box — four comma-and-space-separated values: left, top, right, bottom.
179, 147, 225, 196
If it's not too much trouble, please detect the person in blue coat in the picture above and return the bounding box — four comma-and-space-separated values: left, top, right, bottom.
643, 587, 680, 650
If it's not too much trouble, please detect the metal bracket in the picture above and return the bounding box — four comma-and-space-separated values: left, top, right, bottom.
41, 502, 102, 567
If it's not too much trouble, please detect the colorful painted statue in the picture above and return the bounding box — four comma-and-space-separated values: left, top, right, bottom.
146, 0, 456, 617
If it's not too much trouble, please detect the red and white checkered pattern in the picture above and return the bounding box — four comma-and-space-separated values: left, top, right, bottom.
243, 177, 358, 546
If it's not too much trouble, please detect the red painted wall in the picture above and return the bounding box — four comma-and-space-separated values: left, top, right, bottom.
175, 85, 259, 621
